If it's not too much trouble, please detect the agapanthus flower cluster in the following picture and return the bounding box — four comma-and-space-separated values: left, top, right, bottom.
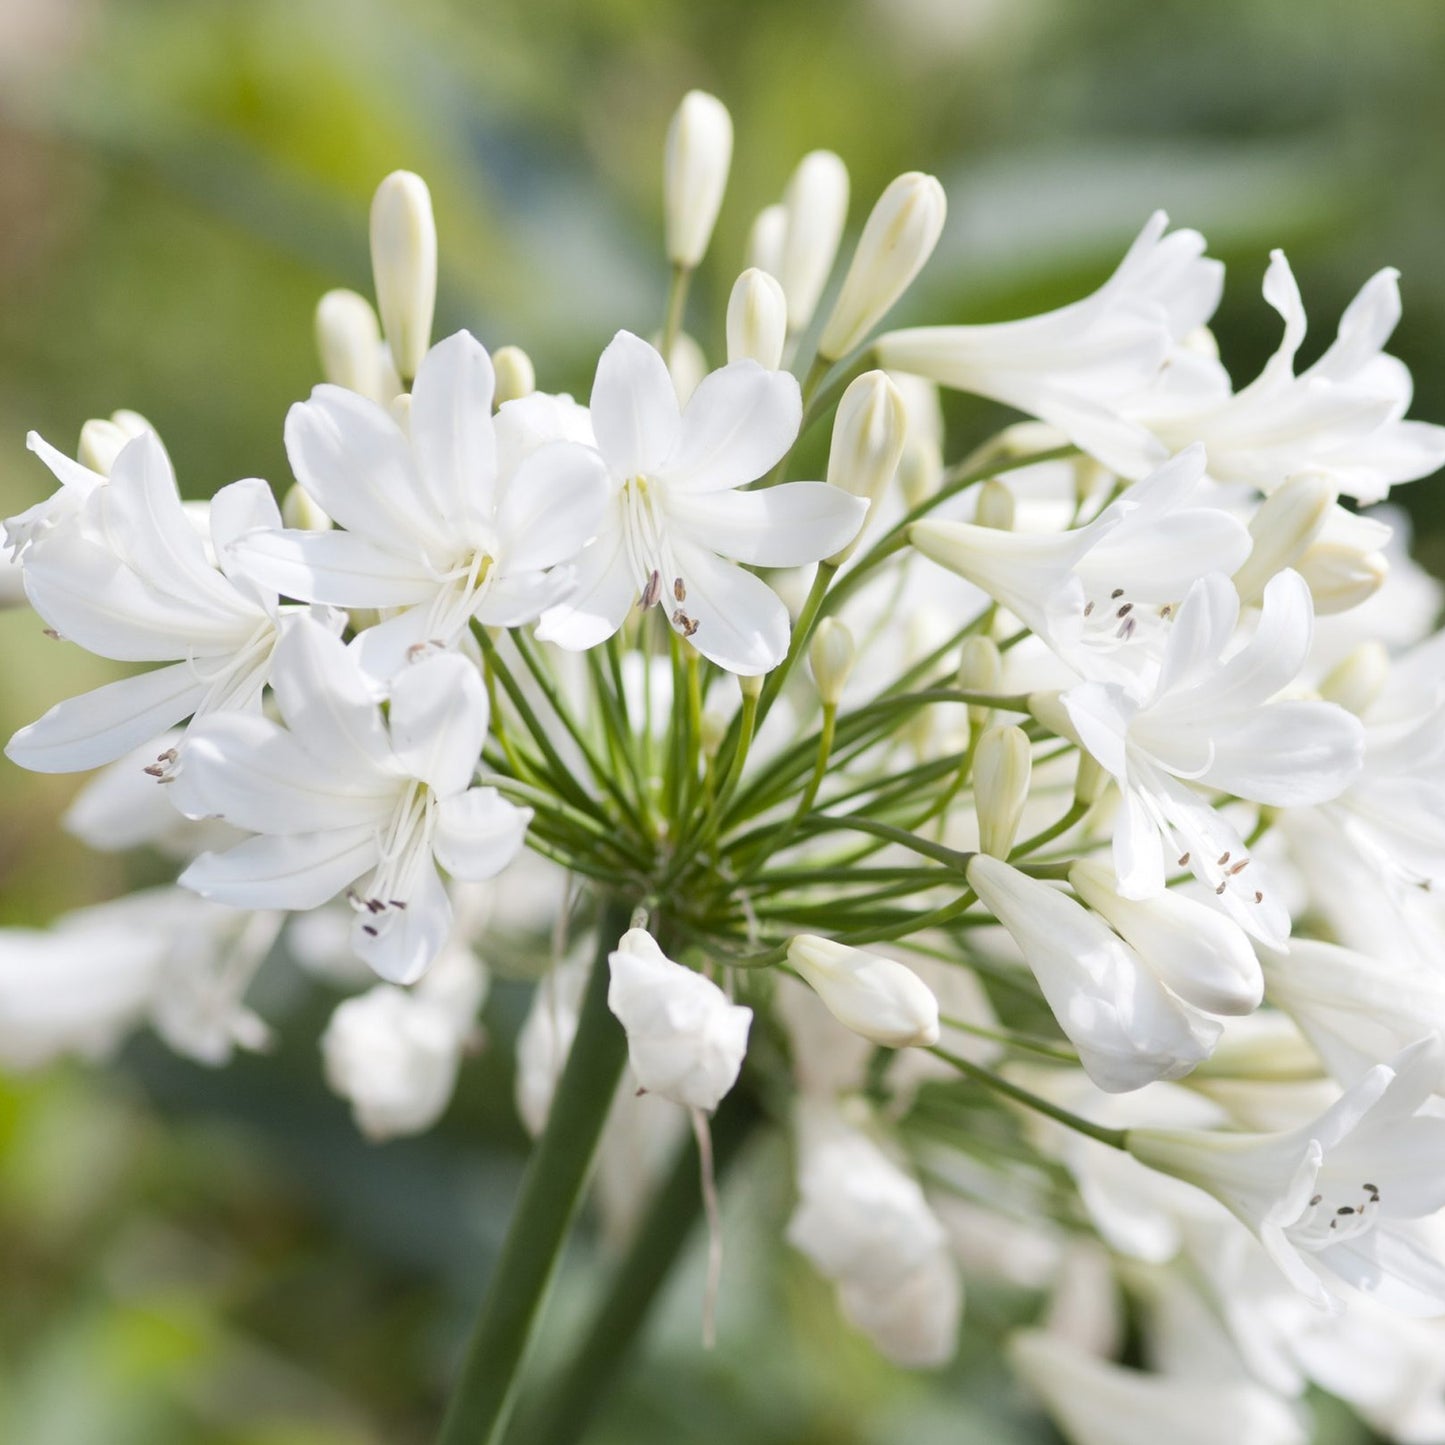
7, 87, 1445, 1443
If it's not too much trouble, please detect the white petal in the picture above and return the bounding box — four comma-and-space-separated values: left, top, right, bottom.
666, 482, 867, 566
433, 788, 531, 879
495, 440, 611, 573
284, 386, 450, 554
173, 712, 398, 833
387, 651, 489, 796
181, 825, 381, 910
351, 856, 452, 984
6, 662, 207, 774
209, 478, 283, 606
409, 331, 499, 531
472, 568, 571, 628
228, 527, 436, 608
26, 429, 107, 495
589, 331, 680, 479
535, 516, 635, 650
660, 360, 802, 493
669, 537, 790, 675
1323, 1225, 1445, 1318
1204, 700, 1363, 806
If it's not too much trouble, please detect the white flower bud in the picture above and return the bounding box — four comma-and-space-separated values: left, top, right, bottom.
1318, 642, 1389, 716
663, 90, 733, 269
809, 617, 855, 707
78, 410, 154, 476
1067, 859, 1263, 1016
746, 202, 787, 276
314, 288, 392, 400
281, 483, 332, 532
957, 634, 1002, 732
1074, 751, 1110, 807
607, 929, 751, 1111
826, 371, 907, 563
893, 372, 944, 508
818, 171, 946, 362
369, 171, 437, 383
787, 935, 939, 1048
654, 328, 708, 405
491, 345, 536, 406
974, 725, 1032, 858
779, 149, 850, 332
726, 268, 788, 369
1296, 539, 1389, 614
1232, 474, 1334, 603
974, 477, 1015, 531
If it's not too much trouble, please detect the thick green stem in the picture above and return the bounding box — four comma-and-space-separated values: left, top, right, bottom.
512, 1094, 760, 1445
435, 900, 633, 1445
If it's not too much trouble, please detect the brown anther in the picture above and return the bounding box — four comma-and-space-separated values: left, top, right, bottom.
1084, 601, 1095, 617
1116, 602, 1134, 618
388, 899, 408, 910
1228, 859, 1250, 875
361, 924, 379, 937
673, 577, 686, 602
42, 628, 60, 640
641, 570, 662, 609
1254, 890, 1264, 903
1337, 1206, 1355, 1216
1215, 881, 1227, 895
1310, 1194, 1322, 1206
1110, 588, 1124, 599
1178, 852, 1190, 866
1218, 851, 1231, 865
1160, 605, 1173, 619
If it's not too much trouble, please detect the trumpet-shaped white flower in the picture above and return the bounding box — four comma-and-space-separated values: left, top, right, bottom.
536, 331, 867, 674
7, 432, 294, 774
1129, 1039, 1445, 1316
606, 928, 752, 1111
173, 617, 529, 984
786, 1103, 961, 1367
1062, 569, 1364, 945
965, 855, 1219, 1092
230, 330, 611, 677
1143, 253, 1445, 503
910, 445, 1250, 688
877, 212, 1221, 477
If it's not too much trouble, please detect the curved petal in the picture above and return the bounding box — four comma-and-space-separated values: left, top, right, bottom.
589, 331, 679, 479
387, 651, 489, 796
229, 527, 436, 608
434, 788, 532, 879
668, 538, 790, 675
351, 855, 450, 984
6, 662, 207, 774
181, 825, 381, 911
496, 440, 611, 573
1204, 700, 1363, 806
535, 518, 635, 651
660, 360, 802, 492
473, 567, 571, 628
210, 478, 283, 608
409, 331, 499, 532
666, 481, 867, 566
1323, 1225, 1445, 1318
284, 386, 450, 554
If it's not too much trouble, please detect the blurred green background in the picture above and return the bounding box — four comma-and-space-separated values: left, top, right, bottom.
2, 1, 1442, 1440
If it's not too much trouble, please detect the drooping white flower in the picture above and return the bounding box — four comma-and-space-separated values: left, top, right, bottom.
785, 935, 940, 1048
1061, 569, 1364, 944
7, 432, 295, 774
965, 855, 1220, 1092
1141, 253, 1445, 504
786, 1102, 961, 1367
876, 211, 1222, 477
173, 616, 530, 984
535, 331, 867, 674
1129, 1039, 1445, 1316
910, 445, 1250, 688
321, 935, 488, 1140
606, 928, 751, 1111
230, 330, 611, 677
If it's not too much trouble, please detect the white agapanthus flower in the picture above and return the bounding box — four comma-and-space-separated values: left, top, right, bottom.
1061, 569, 1364, 944
172, 616, 530, 983
536, 330, 867, 674
1130, 1039, 1445, 1316
606, 927, 752, 1111
230, 330, 612, 677
6, 432, 296, 774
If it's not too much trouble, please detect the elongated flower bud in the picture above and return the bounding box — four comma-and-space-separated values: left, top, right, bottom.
491, 345, 536, 406
957, 635, 1002, 733
809, 618, 855, 707
826, 371, 907, 563
818, 172, 946, 362
77, 410, 154, 475
315, 288, 386, 399
1073, 752, 1109, 807
1318, 642, 1389, 715
787, 936, 939, 1047
281, 483, 332, 532
893, 373, 944, 508
608, 929, 752, 1111
726, 268, 788, 369
746, 202, 786, 276
1232, 474, 1334, 603
1067, 859, 1263, 1016
974, 725, 1031, 858
780, 149, 850, 333
1296, 539, 1388, 614
663, 91, 733, 269
370, 171, 437, 383
974, 478, 1015, 531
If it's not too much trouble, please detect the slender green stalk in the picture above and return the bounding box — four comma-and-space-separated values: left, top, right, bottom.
929, 1046, 1127, 1150
511, 1095, 760, 1445
435, 901, 633, 1445
661, 264, 691, 358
